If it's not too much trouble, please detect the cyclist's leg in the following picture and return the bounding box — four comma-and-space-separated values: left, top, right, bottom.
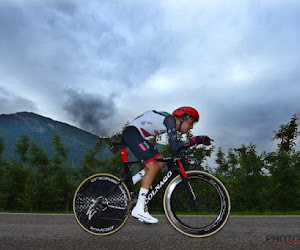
132, 157, 167, 224
123, 126, 165, 223
132, 155, 166, 185
132, 169, 145, 185
142, 155, 166, 189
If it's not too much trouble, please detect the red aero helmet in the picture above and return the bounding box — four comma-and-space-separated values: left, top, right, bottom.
172, 106, 199, 122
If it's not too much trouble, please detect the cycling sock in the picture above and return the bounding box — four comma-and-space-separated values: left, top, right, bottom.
135, 187, 148, 208
132, 169, 145, 185
132, 187, 158, 223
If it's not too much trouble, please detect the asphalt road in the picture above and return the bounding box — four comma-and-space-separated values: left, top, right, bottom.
0, 213, 299, 249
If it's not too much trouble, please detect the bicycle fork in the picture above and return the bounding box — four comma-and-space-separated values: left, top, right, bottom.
177, 160, 199, 211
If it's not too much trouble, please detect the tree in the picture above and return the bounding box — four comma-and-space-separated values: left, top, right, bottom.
272, 114, 300, 152
25, 133, 76, 211
0, 160, 30, 211
51, 133, 76, 211
215, 147, 229, 177
232, 144, 267, 211
0, 136, 5, 160
78, 136, 110, 179
264, 115, 300, 211
29, 143, 49, 167
24, 142, 50, 211
52, 132, 69, 163
215, 144, 268, 211
15, 133, 32, 164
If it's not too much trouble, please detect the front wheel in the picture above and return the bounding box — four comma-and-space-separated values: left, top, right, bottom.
73, 173, 131, 236
163, 170, 230, 237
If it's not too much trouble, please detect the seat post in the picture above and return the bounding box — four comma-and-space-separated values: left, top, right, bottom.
121, 161, 136, 196
119, 148, 129, 162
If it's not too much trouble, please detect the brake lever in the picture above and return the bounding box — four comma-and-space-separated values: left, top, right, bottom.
185, 145, 197, 155
179, 145, 197, 158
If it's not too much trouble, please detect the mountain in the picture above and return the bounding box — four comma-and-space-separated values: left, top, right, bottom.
0, 112, 112, 167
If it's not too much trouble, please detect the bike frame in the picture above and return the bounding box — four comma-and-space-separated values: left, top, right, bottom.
116, 146, 199, 208
74, 143, 230, 237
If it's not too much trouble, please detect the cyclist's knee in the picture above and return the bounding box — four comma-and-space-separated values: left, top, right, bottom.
155, 154, 166, 169
145, 161, 160, 172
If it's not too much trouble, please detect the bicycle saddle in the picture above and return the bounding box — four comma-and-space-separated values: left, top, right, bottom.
111, 142, 127, 154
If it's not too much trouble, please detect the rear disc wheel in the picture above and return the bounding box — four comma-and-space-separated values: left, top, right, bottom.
73, 173, 131, 235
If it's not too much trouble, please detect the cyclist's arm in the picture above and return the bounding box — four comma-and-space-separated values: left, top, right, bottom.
163, 115, 198, 151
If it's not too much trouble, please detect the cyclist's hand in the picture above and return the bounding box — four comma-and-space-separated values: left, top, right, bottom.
203, 136, 214, 146
193, 136, 214, 146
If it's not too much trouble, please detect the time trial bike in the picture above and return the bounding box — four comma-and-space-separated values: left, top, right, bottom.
73, 142, 230, 237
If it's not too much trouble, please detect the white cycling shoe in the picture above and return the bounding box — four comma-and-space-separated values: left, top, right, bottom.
131, 206, 158, 224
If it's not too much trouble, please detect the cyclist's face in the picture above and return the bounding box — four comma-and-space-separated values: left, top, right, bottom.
180, 117, 196, 133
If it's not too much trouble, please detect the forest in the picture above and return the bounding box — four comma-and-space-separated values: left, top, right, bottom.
0, 115, 299, 213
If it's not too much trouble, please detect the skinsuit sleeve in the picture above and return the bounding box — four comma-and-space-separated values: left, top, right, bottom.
163, 115, 198, 151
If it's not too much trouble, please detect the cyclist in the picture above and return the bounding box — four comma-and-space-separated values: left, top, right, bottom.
122, 106, 213, 224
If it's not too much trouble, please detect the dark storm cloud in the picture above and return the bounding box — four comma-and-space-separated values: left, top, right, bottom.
0, 0, 173, 133
1, 0, 300, 156
0, 86, 37, 114
63, 88, 116, 135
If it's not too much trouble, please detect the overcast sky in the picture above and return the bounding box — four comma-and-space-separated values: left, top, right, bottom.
0, 0, 300, 155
